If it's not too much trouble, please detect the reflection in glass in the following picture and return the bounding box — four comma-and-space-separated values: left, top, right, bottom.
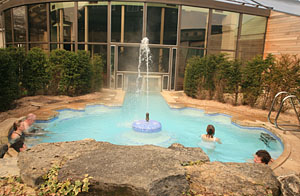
163, 75, 168, 90
78, 2, 107, 43
4, 9, 12, 43
111, 2, 143, 43
181, 6, 208, 48
210, 10, 239, 50
177, 48, 204, 90
117, 74, 123, 89
239, 14, 267, 60
29, 44, 49, 52
146, 4, 178, 45
111, 46, 115, 88
207, 50, 235, 59
28, 4, 47, 42
150, 48, 169, 73
118, 46, 139, 71
13, 6, 26, 42
163, 5, 178, 45
50, 2, 75, 47
171, 48, 176, 90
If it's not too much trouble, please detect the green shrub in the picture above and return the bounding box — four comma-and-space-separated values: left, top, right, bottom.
184, 56, 203, 98
22, 47, 48, 96
38, 163, 91, 196
47, 49, 69, 95
91, 54, 104, 92
241, 55, 268, 107
0, 48, 18, 111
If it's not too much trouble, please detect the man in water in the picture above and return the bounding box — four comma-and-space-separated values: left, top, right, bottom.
253, 150, 273, 164
23, 113, 36, 132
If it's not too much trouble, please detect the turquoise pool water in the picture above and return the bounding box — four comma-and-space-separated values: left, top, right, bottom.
33, 92, 283, 163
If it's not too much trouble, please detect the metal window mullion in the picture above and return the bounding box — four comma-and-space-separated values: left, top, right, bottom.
235, 13, 243, 59
25, 5, 29, 51
143, 2, 147, 38
262, 16, 269, 57
206, 9, 212, 55
174, 5, 181, 90
107, 1, 111, 89
47, 3, 50, 51
74, 2, 78, 52
11, 8, 14, 44
168, 48, 173, 90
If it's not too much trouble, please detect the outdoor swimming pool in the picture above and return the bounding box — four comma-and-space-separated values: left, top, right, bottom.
32, 92, 283, 163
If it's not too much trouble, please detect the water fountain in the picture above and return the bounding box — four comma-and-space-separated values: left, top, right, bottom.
132, 37, 162, 133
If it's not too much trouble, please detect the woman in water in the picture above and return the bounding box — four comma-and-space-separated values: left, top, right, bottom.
9, 120, 27, 152
201, 125, 222, 144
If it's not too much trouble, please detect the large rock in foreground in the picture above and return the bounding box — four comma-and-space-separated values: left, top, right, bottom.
18, 140, 209, 195
186, 162, 281, 196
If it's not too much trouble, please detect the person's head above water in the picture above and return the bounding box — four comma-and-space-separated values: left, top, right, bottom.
146, 113, 149, 122
206, 125, 215, 138
26, 113, 36, 126
254, 150, 272, 164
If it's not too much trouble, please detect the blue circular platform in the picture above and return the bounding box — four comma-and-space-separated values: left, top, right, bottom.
132, 120, 162, 133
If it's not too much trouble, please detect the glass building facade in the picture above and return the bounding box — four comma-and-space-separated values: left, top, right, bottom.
0, 0, 269, 90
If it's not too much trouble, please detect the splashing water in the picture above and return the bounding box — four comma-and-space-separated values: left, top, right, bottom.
136, 37, 151, 112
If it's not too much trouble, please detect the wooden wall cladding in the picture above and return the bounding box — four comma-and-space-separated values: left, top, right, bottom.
264, 11, 300, 57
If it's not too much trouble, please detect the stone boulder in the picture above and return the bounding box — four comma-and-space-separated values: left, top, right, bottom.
278, 173, 300, 196
18, 140, 209, 196
186, 162, 281, 196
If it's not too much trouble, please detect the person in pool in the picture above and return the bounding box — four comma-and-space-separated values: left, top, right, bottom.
253, 150, 273, 165
8, 120, 27, 152
201, 125, 222, 144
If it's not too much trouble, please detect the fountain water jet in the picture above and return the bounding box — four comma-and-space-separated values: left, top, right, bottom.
132, 37, 162, 133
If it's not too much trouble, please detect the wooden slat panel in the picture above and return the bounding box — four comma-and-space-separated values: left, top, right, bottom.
264, 11, 300, 56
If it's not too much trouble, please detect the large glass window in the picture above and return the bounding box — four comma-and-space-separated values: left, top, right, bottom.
88, 44, 108, 87
150, 48, 169, 73
50, 2, 75, 44
111, 2, 143, 43
147, 4, 178, 45
78, 2, 107, 43
4, 9, 12, 43
28, 4, 47, 42
210, 10, 239, 50
13, 6, 26, 42
238, 14, 267, 60
177, 48, 204, 90
118, 46, 139, 71
180, 6, 208, 48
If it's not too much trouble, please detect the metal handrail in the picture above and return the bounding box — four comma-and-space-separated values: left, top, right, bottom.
268, 91, 300, 132
267, 91, 289, 125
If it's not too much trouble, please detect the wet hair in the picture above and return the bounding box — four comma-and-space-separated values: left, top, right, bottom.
256, 150, 272, 164
206, 125, 215, 138
13, 120, 23, 130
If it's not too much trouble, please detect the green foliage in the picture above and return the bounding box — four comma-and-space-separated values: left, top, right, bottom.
38, 163, 91, 196
91, 54, 104, 92
47, 49, 69, 95
6, 47, 26, 96
48, 49, 92, 96
184, 56, 203, 98
0, 48, 19, 111
0, 176, 35, 196
184, 54, 231, 100
241, 55, 269, 107
22, 47, 49, 96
